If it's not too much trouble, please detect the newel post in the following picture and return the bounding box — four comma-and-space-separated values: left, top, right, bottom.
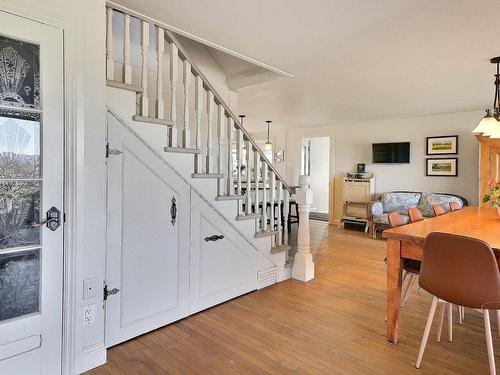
292, 175, 315, 282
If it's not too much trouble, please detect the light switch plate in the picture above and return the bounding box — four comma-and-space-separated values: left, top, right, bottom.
83, 278, 97, 299
83, 304, 96, 326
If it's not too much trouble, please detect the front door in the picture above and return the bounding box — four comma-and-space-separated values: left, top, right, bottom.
0, 12, 64, 375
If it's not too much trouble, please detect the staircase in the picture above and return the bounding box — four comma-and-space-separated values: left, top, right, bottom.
104, 2, 309, 282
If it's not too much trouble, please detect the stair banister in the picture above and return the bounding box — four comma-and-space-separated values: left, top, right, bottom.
140, 20, 149, 117
169, 42, 178, 146
217, 104, 226, 195
182, 60, 191, 147
156, 27, 165, 119
244, 138, 252, 215
226, 118, 234, 196
206, 90, 214, 173
261, 161, 268, 232
277, 181, 283, 246
123, 14, 132, 84
194, 76, 203, 173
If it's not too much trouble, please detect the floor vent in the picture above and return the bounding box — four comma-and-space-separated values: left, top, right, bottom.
257, 267, 277, 290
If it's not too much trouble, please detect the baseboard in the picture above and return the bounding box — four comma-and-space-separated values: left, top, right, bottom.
79, 343, 107, 374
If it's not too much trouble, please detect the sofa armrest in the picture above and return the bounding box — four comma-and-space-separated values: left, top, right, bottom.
367, 201, 383, 220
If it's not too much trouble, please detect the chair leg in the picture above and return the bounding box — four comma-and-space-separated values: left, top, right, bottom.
401, 274, 418, 307
497, 310, 500, 338
416, 296, 439, 369
437, 302, 446, 343
447, 303, 454, 342
483, 310, 496, 375
457, 305, 463, 325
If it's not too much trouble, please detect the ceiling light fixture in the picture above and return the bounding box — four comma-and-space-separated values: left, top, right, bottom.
264, 120, 273, 152
473, 57, 500, 138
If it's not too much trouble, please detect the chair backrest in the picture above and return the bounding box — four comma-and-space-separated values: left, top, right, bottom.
449, 201, 462, 212
408, 207, 424, 223
432, 204, 446, 216
388, 212, 405, 228
419, 232, 500, 309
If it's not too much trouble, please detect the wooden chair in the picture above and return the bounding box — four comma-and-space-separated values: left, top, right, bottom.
432, 204, 446, 216
388, 212, 420, 306
416, 233, 500, 374
408, 207, 424, 223
449, 201, 462, 212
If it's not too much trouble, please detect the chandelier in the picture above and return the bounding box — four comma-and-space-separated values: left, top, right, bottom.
473, 57, 500, 138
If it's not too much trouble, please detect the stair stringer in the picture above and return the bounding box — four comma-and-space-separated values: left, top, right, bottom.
107, 87, 289, 281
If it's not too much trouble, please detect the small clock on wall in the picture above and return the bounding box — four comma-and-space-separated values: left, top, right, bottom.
274, 149, 284, 162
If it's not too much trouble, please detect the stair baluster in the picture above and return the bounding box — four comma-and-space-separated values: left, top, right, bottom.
261, 161, 268, 232
236, 128, 243, 214
226, 118, 234, 196
169, 42, 178, 146
182, 60, 191, 147
140, 20, 149, 117
106, 8, 114, 80
206, 91, 214, 173
244, 139, 252, 215
123, 14, 132, 84
194, 76, 203, 172
283, 190, 290, 247
156, 27, 165, 119
270, 171, 276, 244
217, 105, 226, 195
277, 181, 283, 247
253, 150, 260, 219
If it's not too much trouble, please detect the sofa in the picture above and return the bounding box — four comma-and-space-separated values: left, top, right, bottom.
367, 191, 468, 238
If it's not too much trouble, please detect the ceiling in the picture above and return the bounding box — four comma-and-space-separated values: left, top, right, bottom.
115, 0, 500, 130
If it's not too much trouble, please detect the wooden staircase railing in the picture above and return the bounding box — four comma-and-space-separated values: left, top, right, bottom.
105, 2, 304, 258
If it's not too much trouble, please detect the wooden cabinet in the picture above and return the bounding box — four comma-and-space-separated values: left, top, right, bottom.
478, 136, 500, 205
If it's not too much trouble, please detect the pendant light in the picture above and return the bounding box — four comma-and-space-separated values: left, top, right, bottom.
264, 120, 273, 152
473, 57, 500, 138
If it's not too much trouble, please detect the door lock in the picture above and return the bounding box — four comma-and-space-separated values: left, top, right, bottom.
30, 206, 61, 231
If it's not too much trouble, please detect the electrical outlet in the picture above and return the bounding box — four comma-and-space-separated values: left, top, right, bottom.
83, 304, 96, 326
83, 277, 97, 299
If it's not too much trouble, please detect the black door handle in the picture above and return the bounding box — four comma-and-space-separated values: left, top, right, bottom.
204, 234, 224, 242
30, 206, 61, 231
170, 197, 177, 225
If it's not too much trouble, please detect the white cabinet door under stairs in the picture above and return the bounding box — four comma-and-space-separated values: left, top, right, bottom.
105, 112, 259, 347
105, 112, 190, 347
190, 194, 258, 314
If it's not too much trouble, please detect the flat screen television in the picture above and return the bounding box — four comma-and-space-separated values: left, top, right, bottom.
372, 142, 410, 164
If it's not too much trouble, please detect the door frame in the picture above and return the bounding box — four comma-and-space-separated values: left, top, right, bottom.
286, 127, 336, 224
0, 1, 98, 374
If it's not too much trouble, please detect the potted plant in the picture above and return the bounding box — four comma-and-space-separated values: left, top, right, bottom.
483, 178, 500, 218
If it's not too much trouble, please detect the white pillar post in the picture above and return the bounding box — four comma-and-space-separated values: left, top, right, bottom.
292, 175, 315, 282
140, 20, 149, 117
106, 8, 114, 80
123, 14, 132, 84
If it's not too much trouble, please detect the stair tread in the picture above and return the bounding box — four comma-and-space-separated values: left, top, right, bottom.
132, 115, 174, 126
216, 195, 244, 201
236, 213, 260, 221
270, 244, 292, 254
192, 173, 224, 179
164, 147, 201, 154
107, 80, 143, 93
254, 229, 279, 238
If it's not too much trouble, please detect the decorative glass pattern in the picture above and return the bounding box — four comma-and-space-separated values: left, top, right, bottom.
0, 181, 40, 249
0, 36, 40, 111
0, 115, 40, 179
0, 248, 40, 321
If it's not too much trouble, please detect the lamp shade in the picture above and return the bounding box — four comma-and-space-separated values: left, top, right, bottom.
482, 117, 500, 138
263, 142, 273, 152
472, 110, 498, 135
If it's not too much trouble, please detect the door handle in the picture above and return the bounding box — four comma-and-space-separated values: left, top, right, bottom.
204, 234, 224, 242
30, 206, 61, 231
170, 197, 177, 225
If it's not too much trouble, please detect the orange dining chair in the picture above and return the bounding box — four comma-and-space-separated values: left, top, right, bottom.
432, 204, 446, 216
408, 207, 424, 223
416, 233, 500, 374
387, 212, 420, 306
449, 201, 462, 212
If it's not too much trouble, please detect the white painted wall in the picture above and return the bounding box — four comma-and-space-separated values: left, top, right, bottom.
275, 110, 481, 223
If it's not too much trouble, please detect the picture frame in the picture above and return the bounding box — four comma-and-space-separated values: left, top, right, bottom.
274, 149, 285, 162
426, 158, 458, 177
426, 135, 458, 155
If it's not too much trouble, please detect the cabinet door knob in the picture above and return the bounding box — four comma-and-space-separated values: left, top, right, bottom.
204, 234, 224, 242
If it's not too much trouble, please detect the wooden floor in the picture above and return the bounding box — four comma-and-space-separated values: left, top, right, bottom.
87, 226, 498, 374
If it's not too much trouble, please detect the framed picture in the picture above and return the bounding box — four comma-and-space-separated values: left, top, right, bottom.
426, 158, 458, 177
426, 135, 458, 155
274, 149, 285, 162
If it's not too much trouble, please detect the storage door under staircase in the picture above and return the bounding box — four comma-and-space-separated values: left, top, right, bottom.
105, 112, 190, 347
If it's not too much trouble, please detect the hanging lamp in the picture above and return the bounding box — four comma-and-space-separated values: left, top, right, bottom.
473, 57, 500, 138
264, 120, 273, 152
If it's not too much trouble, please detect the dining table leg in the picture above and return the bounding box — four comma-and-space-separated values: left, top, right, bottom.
387, 238, 403, 344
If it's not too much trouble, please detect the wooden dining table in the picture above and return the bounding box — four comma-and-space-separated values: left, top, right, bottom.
382, 207, 500, 344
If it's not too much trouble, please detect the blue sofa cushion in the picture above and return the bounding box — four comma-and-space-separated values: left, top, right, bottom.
373, 213, 410, 225
419, 193, 465, 217
380, 192, 421, 215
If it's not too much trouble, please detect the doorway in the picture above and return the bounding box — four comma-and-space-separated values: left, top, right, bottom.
0, 11, 64, 375
300, 136, 330, 221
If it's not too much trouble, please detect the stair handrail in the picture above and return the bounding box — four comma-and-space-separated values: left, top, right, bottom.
106, 1, 295, 195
